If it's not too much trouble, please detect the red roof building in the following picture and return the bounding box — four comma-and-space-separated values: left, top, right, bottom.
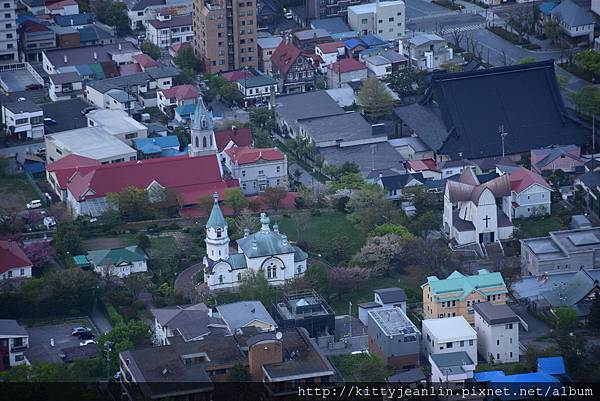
271, 41, 302, 76
46, 154, 101, 200
222, 69, 254, 82
328, 58, 367, 74
159, 85, 200, 101
133, 53, 160, 70
63, 155, 238, 216
508, 167, 551, 194
0, 241, 33, 278
224, 146, 287, 195
225, 146, 284, 165
215, 127, 253, 152
316, 42, 345, 54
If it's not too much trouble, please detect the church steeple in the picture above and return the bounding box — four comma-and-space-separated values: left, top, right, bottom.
205, 193, 229, 261
189, 97, 217, 157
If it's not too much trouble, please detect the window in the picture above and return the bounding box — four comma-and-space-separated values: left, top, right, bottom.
202, 137, 207, 148
237, 273, 242, 281
460, 341, 464, 347
505, 323, 513, 330
216, 228, 222, 238
442, 301, 445, 307
361, 18, 368, 24
497, 339, 500, 346
258, 170, 264, 175
15, 354, 24, 362
242, 170, 246, 177
125, 133, 137, 139
266, 262, 277, 279
7, 271, 12, 278
510, 352, 513, 358
438, 314, 444, 318
218, 275, 223, 284
446, 342, 453, 348
3, 3, 9, 8
20, 268, 24, 276
378, 19, 383, 23
469, 339, 473, 346
389, 17, 394, 22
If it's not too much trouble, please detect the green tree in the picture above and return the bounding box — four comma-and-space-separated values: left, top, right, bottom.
101, 0, 129, 31
303, 262, 331, 296
174, 46, 201, 72
518, 56, 537, 64
229, 363, 251, 381
249, 108, 276, 131
352, 234, 405, 276
239, 269, 275, 306
574, 49, 600, 77
260, 186, 287, 210
107, 187, 155, 222
554, 306, 578, 333
385, 69, 427, 96
53, 222, 83, 256
173, 126, 190, 148
329, 172, 366, 191
137, 233, 151, 251
544, 20, 559, 44
224, 187, 248, 216
369, 223, 415, 239
356, 77, 394, 121
346, 186, 403, 233
556, 74, 569, 91
140, 41, 161, 60
100, 320, 151, 373
571, 85, 600, 117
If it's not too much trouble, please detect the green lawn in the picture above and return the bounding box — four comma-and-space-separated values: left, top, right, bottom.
272, 211, 366, 264
120, 235, 180, 260
329, 353, 393, 382
513, 214, 567, 238
0, 174, 38, 211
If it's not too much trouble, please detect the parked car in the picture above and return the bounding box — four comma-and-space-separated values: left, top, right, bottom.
26, 200, 42, 209
43, 216, 56, 229
114, 371, 121, 381
81, 106, 96, 115
44, 192, 52, 203
284, 10, 293, 19
78, 331, 95, 340
44, 117, 56, 125
71, 326, 92, 336
80, 339, 97, 346
26, 83, 43, 90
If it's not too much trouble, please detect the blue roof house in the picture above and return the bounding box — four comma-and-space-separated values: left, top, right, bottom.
133, 136, 180, 158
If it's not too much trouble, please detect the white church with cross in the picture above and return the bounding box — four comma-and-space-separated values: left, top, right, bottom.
443, 169, 514, 246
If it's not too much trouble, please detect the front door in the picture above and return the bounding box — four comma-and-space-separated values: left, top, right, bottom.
479, 232, 495, 243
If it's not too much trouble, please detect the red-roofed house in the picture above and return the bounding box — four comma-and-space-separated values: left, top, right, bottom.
224, 146, 287, 195
222, 69, 254, 82
405, 159, 441, 180
327, 58, 367, 88
169, 42, 192, 59
46, 154, 102, 200
63, 154, 236, 216
46, 0, 79, 15
315, 42, 346, 72
508, 167, 552, 218
271, 40, 316, 94
215, 127, 253, 162
132, 53, 160, 71
157, 85, 200, 114
0, 241, 33, 280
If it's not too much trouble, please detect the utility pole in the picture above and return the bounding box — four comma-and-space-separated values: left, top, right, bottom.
499, 124, 508, 157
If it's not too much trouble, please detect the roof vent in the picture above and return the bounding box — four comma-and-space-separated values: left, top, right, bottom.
244, 228, 250, 237
93, 51, 97, 60
273, 224, 279, 233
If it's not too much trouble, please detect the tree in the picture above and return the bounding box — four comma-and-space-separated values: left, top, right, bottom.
352, 234, 405, 276
174, 46, 201, 72
23, 241, 55, 268
229, 363, 251, 381
369, 223, 415, 240
518, 56, 537, 64
554, 306, 578, 333
235, 212, 260, 233
544, 20, 559, 44
385, 69, 428, 97
356, 77, 394, 121
224, 187, 248, 216
96, 0, 129, 32
329, 172, 366, 191
173, 126, 190, 148
140, 41, 161, 61
588, 292, 600, 332
556, 74, 569, 91
122, 273, 153, 299
239, 269, 275, 306
107, 187, 155, 222
303, 262, 331, 296
330, 267, 368, 298
137, 234, 151, 251
571, 85, 600, 117
249, 108, 276, 132
574, 49, 600, 77
291, 213, 311, 243
53, 222, 83, 256
346, 186, 403, 233
100, 320, 150, 372
261, 187, 287, 210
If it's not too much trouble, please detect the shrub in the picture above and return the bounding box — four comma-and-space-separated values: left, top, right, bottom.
310, 208, 321, 216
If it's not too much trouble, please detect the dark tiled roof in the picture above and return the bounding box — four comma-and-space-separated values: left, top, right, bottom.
473, 302, 519, 325
380, 173, 424, 190
319, 141, 405, 176
3, 100, 42, 113
53, 13, 94, 27
44, 42, 140, 67
374, 287, 407, 304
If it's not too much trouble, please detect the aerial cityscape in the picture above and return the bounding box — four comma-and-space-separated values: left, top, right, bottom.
0, 0, 600, 399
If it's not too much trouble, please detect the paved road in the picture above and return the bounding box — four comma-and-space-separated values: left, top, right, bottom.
0, 141, 45, 158
91, 304, 113, 334
174, 262, 203, 292
408, 13, 485, 34
405, 0, 448, 19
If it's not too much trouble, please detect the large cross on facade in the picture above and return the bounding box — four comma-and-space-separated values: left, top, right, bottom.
483, 215, 491, 228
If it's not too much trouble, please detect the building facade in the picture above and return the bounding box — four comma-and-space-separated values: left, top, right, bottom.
0, 320, 29, 367
473, 302, 519, 364
0, 241, 33, 281
0, 0, 18, 63
146, 13, 193, 48
401, 33, 453, 71
1, 100, 44, 140
224, 146, 287, 195
422, 316, 478, 364
367, 307, 420, 369
347, 1, 405, 41
305, 0, 363, 20
193, 0, 258, 73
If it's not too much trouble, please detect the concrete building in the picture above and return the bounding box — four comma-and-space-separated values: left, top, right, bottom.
358, 287, 408, 326
520, 227, 600, 276
2, 100, 44, 140
401, 33, 453, 71
0, 240, 33, 281
368, 307, 420, 369
422, 316, 477, 364
224, 146, 287, 195
473, 302, 519, 364
365, 54, 393, 77
86, 109, 149, 145
305, 0, 363, 21
0, 319, 29, 367
422, 269, 508, 324
18, 18, 56, 63
0, 0, 18, 63
150, 303, 227, 346
235, 74, 278, 106
217, 301, 277, 333
327, 58, 367, 89
127, 0, 193, 31
347, 1, 406, 41
42, 42, 142, 75
429, 351, 475, 383
48, 72, 84, 101
193, 0, 258, 73
257, 35, 282, 74
272, 289, 335, 338
146, 13, 193, 48
157, 84, 199, 114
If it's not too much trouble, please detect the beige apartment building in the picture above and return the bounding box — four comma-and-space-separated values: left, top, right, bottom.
193, 0, 258, 73
422, 269, 508, 324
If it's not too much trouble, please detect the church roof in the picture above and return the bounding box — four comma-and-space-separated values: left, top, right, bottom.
446, 171, 510, 205
191, 97, 213, 131
206, 193, 227, 229
236, 214, 296, 258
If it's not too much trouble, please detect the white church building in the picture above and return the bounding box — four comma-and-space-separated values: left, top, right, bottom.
443, 169, 514, 245
203, 195, 308, 290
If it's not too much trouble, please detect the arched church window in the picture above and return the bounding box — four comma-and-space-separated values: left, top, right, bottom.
218, 275, 223, 284
237, 273, 242, 281
195, 137, 199, 148
266, 262, 277, 279
202, 136, 207, 148
216, 228, 222, 238
202, 117, 207, 129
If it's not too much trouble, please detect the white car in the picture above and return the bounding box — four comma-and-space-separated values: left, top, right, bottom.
80, 339, 97, 346
284, 11, 293, 19
26, 200, 42, 209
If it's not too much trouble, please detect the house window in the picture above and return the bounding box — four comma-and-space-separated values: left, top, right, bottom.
389, 17, 394, 22
497, 339, 500, 345
438, 314, 443, 318
20, 269, 24, 276
218, 275, 223, 284
258, 170, 264, 175
469, 339, 473, 346
297, 265, 302, 274
237, 273, 242, 281
361, 18, 368, 24
242, 170, 246, 177
446, 342, 453, 348
460, 341, 464, 347
510, 352, 513, 358
266, 262, 277, 279
505, 323, 513, 330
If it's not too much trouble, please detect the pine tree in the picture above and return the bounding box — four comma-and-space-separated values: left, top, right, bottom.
356, 77, 394, 122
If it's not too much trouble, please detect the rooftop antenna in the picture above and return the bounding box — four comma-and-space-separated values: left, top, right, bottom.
499, 125, 508, 157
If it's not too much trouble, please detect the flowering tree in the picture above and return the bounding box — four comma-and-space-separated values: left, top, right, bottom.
23, 241, 55, 268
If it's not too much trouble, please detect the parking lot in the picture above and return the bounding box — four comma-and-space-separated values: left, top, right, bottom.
25, 318, 99, 364
41, 98, 90, 134
405, 0, 449, 19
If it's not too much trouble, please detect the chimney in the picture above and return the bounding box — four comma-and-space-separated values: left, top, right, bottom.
63, 54, 68, 64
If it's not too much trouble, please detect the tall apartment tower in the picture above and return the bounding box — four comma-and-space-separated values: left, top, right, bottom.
193, 0, 258, 73
0, 0, 18, 63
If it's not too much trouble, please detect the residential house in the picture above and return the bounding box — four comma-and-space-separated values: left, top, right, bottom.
326, 57, 367, 88
314, 42, 346, 72
146, 13, 193, 48
86, 109, 149, 145
272, 289, 335, 338
127, 0, 193, 31
551, 0, 594, 43
257, 35, 282, 74
310, 16, 351, 34
422, 316, 478, 363
405, 159, 441, 179
270, 40, 316, 94
2, 100, 44, 140
365, 55, 393, 78
217, 301, 277, 332
150, 303, 228, 345
347, 1, 406, 41
48, 72, 83, 101
474, 357, 563, 393
520, 227, 600, 276
443, 169, 514, 246
0, 319, 29, 367
362, 48, 408, 72
224, 146, 287, 195
133, 135, 181, 158
438, 159, 476, 179
367, 307, 420, 369
0, 240, 33, 281
395, 61, 588, 161
508, 167, 552, 218
42, 42, 142, 75
534, 268, 600, 318
473, 302, 519, 364
203, 204, 308, 290
75, 246, 149, 277
358, 287, 407, 326
292, 29, 332, 50
46, 0, 79, 15
157, 84, 199, 114
375, 172, 424, 200
344, 38, 368, 58
18, 18, 56, 63
215, 126, 253, 162
45, 154, 101, 200
422, 269, 508, 324
256, 0, 278, 28
236, 74, 278, 106
429, 351, 476, 383
53, 13, 95, 27
531, 145, 585, 174
401, 33, 453, 71
575, 170, 600, 216
388, 136, 433, 160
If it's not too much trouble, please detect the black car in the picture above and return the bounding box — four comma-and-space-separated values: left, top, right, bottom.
81, 106, 97, 115
26, 83, 43, 90
78, 331, 95, 340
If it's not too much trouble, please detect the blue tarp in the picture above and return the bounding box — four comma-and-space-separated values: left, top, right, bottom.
23, 162, 45, 175
344, 38, 365, 50
537, 356, 566, 375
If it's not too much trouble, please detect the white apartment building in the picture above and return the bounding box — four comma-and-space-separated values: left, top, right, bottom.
86, 109, 148, 145
1, 100, 44, 139
127, 0, 193, 31
473, 302, 520, 364
0, 0, 18, 63
422, 316, 478, 364
224, 146, 288, 195
347, 1, 406, 41
401, 33, 453, 71
146, 13, 193, 48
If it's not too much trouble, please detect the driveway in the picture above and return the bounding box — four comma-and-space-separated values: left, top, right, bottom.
174, 262, 203, 292
91, 304, 112, 334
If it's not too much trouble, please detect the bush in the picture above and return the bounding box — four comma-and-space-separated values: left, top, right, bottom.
310, 208, 321, 216
297, 240, 309, 251
105, 302, 125, 326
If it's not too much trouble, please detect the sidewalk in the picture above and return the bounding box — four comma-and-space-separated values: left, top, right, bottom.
91, 304, 113, 334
